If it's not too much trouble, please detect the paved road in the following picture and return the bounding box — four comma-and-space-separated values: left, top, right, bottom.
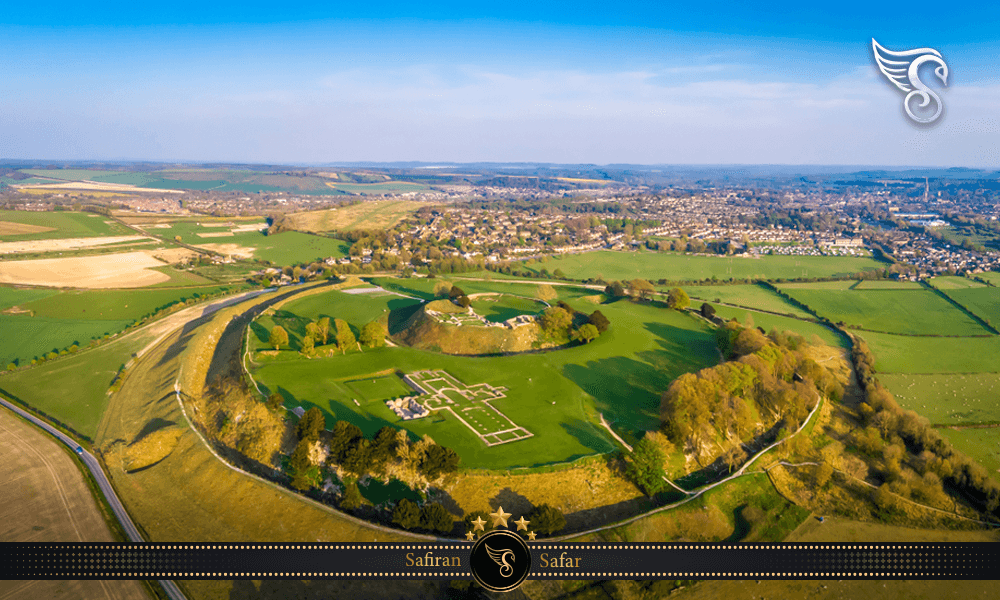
0, 398, 188, 599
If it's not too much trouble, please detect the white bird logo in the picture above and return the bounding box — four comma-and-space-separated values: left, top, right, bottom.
872, 39, 949, 124
485, 544, 515, 578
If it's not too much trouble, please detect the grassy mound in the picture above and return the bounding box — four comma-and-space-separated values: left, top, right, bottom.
124, 425, 184, 472
394, 304, 541, 355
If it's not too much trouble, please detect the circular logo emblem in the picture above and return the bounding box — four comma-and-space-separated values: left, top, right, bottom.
469, 530, 531, 592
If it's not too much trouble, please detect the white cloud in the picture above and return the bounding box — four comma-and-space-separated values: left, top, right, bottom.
2, 62, 998, 165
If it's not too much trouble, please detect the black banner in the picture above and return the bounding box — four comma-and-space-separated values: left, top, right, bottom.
2, 543, 997, 580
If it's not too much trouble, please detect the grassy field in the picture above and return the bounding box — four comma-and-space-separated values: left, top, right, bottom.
853, 279, 925, 289
373, 276, 598, 304
938, 427, 1000, 480
977, 271, 1000, 285
777, 285, 988, 335
0, 286, 58, 309
19, 284, 244, 322
682, 283, 812, 317
858, 331, 1000, 373
470, 293, 547, 322
0, 408, 147, 600
710, 305, 848, 348
345, 375, 413, 402
286, 200, 424, 232
880, 373, 1000, 425
252, 290, 720, 469
324, 181, 429, 194
0, 210, 130, 241
0, 315, 132, 367
940, 287, 1000, 329
518, 251, 886, 282
0, 331, 154, 439
929, 275, 987, 289
0, 284, 245, 366
246, 231, 350, 265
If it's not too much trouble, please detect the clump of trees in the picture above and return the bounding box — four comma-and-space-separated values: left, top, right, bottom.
392, 498, 455, 533
660, 319, 840, 468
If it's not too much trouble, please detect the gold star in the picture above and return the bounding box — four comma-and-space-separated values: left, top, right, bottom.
513, 516, 530, 531
465, 531, 475, 541
527, 531, 537, 541
471, 516, 486, 532
490, 506, 511, 528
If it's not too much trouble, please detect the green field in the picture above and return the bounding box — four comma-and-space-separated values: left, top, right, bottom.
929, 276, 986, 289
18, 285, 242, 322
938, 427, 1000, 481
858, 331, 1000, 373
0, 285, 244, 366
252, 288, 720, 469
0, 316, 131, 367
0, 331, 153, 439
710, 305, 848, 348
517, 251, 886, 282
470, 294, 548, 322
941, 288, 1000, 330
977, 272, 1000, 285
777, 286, 988, 336
286, 200, 424, 232
0, 287, 58, 310
373, 276, 597, 304
682, 283, 812, 317
251, 232, 350, 265
163, 220, 349, 265
324, 182, 429, 194
777, 280, 857, 290
880, 373, 1000, 425
345, 375, 414, 402
0, 210, 131, 241
853, 279, 925, 289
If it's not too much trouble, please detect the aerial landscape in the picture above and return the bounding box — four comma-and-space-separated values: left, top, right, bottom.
2, 2, 1000, 600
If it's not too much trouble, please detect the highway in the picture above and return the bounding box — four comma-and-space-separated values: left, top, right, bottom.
0, 397, 188, 599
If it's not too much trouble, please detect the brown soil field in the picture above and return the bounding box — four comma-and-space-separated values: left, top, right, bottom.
0, 221, 56, 236
145, 247, 199, 264
0, 235, 153, 254
192, 243, 256, 259
196, 231, 235, 238
286, 200, 424, 232
0, 407, 147, 600
0, 252, 171, 288
14, 181, 184, 194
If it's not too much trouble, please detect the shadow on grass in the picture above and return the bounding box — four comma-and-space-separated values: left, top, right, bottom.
131, 417, 176, 444
562, 357, 662, 437
489, 488, 534, 518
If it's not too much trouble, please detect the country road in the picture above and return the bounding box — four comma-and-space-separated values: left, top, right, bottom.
0, 398, 187, 600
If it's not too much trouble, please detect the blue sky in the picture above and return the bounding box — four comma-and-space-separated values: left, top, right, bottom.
2, 2, 999, 166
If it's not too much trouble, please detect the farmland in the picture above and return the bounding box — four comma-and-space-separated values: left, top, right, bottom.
518, 251, 886, 282
880, 373, 1000, 426
286, 200, 425, 232
0, 407, 147, 600
940, 287, 1000, 330
929, 275, 987, 289
682, 283, 812, 317
0, 331, 153, 440
776, 285, 989, 335
976, 271, 1000, 285
0, 283, 245, 368
163, 218, 349, 264
0, 209, 130, 241
857, 331, 1000, 373
0, 251, 174, 288
250, 281, 720, 469
938, 428, 1000, 479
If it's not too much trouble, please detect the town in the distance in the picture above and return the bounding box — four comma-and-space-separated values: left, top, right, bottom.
2, 162, 999, 600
